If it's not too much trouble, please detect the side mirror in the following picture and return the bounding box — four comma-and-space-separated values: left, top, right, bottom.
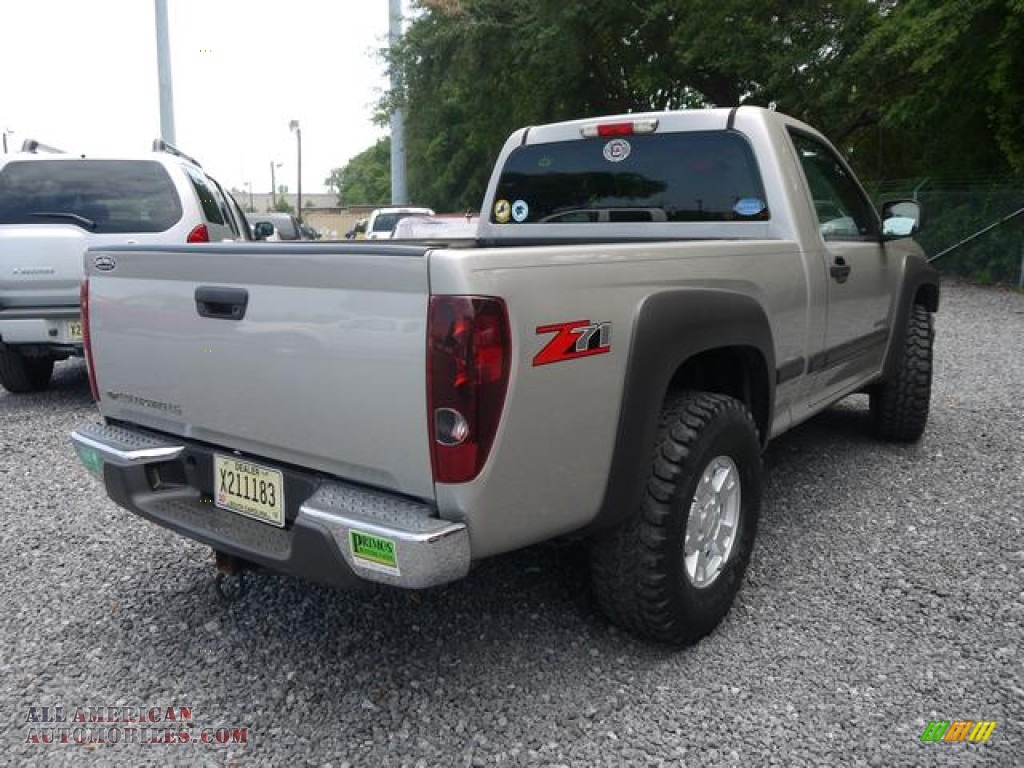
881, 199, 922, 238
253, 221, 275, 240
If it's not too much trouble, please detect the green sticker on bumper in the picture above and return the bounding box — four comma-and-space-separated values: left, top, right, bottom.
349, 530, 399, 572
74, 444, 104, 477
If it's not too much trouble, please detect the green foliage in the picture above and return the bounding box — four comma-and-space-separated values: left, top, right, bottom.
391, 1, 894, 209
866, 178, 1024, 283
272, 186, 294, 214
853, 0, 1024, 177
383, 0, 1023, 280
324, 138, 391, 206
919, 189, 1023, 284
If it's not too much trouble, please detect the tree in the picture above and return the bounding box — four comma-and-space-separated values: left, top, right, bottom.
851, 0, 1024, 177
324, 138, 391, 206
390, 1, 890, 209
324, 168, 344, 201
272, 186, 294, 214
389, 0, 1024, 210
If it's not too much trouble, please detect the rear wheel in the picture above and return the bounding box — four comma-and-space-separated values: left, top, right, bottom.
591, 392, 762, 645
870, 304, 933, 442
0, 347, 54, 393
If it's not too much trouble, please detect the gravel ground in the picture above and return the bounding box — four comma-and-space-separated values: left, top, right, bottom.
1, 280, 1021, 767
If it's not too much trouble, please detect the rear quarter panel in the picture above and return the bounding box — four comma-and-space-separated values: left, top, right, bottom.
428, 239, 808, 557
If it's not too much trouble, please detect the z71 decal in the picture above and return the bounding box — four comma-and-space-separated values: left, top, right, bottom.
533, 320, 612, 366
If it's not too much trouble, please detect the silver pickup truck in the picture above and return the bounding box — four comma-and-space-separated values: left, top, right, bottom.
72, 107, 939, 644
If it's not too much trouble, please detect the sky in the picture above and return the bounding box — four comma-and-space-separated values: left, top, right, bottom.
0, 0, 407, 196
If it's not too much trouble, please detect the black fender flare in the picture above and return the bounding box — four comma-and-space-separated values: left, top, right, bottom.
586, 289, 775, 534
883, 255, 940, 380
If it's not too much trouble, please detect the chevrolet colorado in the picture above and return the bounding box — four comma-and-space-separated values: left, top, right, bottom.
72, 107, 939, 644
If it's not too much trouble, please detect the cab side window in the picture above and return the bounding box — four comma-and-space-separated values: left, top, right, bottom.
789, 130, 878, 240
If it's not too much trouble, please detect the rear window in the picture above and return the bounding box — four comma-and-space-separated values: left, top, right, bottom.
490, 131, 769, 224
0, 159, 183, 232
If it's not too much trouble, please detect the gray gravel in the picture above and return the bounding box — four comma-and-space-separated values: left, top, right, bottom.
2, 280, 1021, 767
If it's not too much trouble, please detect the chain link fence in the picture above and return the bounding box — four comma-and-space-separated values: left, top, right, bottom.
867, 178, 1024, 286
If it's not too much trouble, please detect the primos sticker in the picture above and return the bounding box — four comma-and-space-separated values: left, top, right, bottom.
494, 199, 512, 224
74, 444, 103, 476
349, 530, 400, 574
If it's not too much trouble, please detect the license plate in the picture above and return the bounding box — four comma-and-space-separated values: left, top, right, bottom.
66, 321, 83, 342
213, 455, 285, 527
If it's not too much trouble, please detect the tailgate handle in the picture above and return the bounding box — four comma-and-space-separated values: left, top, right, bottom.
195, 286, 248, 320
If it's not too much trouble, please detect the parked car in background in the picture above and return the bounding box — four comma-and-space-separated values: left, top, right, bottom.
0, 139, 252, 393
365, 206, 434, 239
246, 212, 312, 241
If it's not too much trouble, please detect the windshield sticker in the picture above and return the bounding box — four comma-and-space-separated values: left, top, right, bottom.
494, 199, 512, 224
603, 139, 631, 163
734, 198, 767, 217
512, 200, 530, 223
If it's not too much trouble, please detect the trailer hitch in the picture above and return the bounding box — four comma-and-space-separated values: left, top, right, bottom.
213, 551, 247, 603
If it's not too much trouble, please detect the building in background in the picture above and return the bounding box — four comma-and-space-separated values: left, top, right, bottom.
230, 188, 375, 239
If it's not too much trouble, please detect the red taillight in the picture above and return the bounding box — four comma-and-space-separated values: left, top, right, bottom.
187, 224, 209, 243
80, 278, 100, 402
427, 296, 511, 484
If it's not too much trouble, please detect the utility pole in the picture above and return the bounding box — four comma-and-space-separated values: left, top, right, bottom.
270, 162, 282, 211
154, 0, 176, 144
290, 120, 302, 221
1019, 242, 1024, 290
389, 0, 407, 205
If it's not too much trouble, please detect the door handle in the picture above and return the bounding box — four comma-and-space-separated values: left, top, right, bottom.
195, 286, 248, 320
829, 257, 851, 284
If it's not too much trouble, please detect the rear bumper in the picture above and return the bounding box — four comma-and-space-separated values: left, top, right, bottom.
0, 306, 82, 348
70, 422, 470, 590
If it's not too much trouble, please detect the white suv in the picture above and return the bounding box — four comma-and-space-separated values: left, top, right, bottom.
0, 139, 253, 393
365, 206, 434, 239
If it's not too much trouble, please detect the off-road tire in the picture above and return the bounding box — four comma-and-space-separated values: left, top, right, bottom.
0, 347, 54, 393
870, 304, 933, 442
591, 392, 762, 645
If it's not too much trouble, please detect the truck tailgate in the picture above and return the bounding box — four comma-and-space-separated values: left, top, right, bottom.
85, 243, 435, 500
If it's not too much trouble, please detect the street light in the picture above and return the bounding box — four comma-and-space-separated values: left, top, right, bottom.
2, 128, 13, 154
269, 161, 282, 211
289, 120, 302, 222
244, 181, 254, 212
